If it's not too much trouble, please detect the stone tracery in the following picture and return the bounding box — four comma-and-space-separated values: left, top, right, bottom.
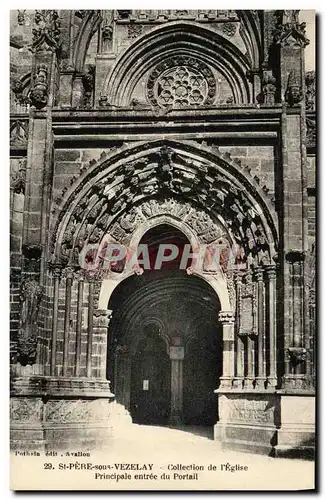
147, 56, 216, 108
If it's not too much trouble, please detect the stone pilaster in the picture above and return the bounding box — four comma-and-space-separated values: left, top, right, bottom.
24, 11, 61, 283
169, 345, 184, 425
275, 11, 311, 391
253, 267, 266, 387
218, 311, 235, 388
233, 272, 243, 387
62, 267, 73, 376
93, 309, 112, 379
50, 264, 62, 376
265, 264, 277, 388
75, 272, 84, 376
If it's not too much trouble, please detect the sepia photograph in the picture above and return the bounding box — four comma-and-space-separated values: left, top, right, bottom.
9, 7, 316, 491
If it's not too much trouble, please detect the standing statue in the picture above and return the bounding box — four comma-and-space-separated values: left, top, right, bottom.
17, 280, 43, 365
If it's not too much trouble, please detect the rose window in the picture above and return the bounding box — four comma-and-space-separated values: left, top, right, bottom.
147, 56, 216, 108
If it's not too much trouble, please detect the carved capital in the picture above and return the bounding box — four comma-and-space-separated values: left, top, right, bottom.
62, 266, 75, 280
253, 266, 264, 282
264, 264, 277, 280
218, 311, 235, 324
233, 270, 244, 285
48, 262, 63, 279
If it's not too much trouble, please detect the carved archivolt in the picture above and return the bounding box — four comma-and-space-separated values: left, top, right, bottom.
51, 141, 278, 270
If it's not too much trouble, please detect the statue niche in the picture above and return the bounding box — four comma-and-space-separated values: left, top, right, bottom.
17, 280, 43, 365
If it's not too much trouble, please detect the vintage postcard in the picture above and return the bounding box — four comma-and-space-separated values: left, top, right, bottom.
10, 9, 316, 491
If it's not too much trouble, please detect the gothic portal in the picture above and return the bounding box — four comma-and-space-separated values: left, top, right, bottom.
10, 10, 316, 457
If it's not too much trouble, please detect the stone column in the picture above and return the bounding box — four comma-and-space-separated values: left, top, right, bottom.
265, 265, 277, 387
284, 251, 308, 386
234, 272, 244, 388
169, 345, 184, 425
253, 267, 266, 387
218, 311, 235, 388
75, 273, 84, 376
62, 268, 73, 376
50, 265, 61, 376
86, 277, 94, 377
93, 309, 112, 379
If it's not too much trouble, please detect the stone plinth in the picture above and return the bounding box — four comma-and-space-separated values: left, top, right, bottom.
274, 393, 315, 458
10, 376, 115, 452
214, 391, 279, 455
214, 390, 315, 458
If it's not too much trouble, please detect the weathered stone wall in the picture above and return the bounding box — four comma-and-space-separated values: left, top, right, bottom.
10, 158, 26, 358
219, 146, 276, 194
307, 154, 316, 247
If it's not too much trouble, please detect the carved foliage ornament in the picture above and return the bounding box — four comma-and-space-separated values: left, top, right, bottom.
17, 10, 26, 25
10, 159, 26, 194
306, 117, 316, 148
11, 79, 30, 106
305, 71, 316, 111
128, 24, 143, 39
273, 10, 310, 48
222, 22, 237, 37
147, 56, 216, 108
31, 10, 61, 52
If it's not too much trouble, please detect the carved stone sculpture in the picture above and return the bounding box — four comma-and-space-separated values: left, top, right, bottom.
17, 280, 43, 365
31, 10, 61, 52
262, 74, 277, 105
285, 70, 303, 106
30, 64, 48, 109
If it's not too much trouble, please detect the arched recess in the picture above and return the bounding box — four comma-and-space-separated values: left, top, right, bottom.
96, 214, 231, 312
236, 10, 262, 69
102, 22, 252, 106
105, 245, 223, 423
50, 139, 278, 275
72, 10, 101, 72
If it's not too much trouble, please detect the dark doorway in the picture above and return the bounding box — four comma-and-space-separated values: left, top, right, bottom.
107, 224, 222, 429
183, 331, 222, 425
130, 333, 171, 424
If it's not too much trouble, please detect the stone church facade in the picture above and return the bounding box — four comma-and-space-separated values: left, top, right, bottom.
10, 10, 316, 457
